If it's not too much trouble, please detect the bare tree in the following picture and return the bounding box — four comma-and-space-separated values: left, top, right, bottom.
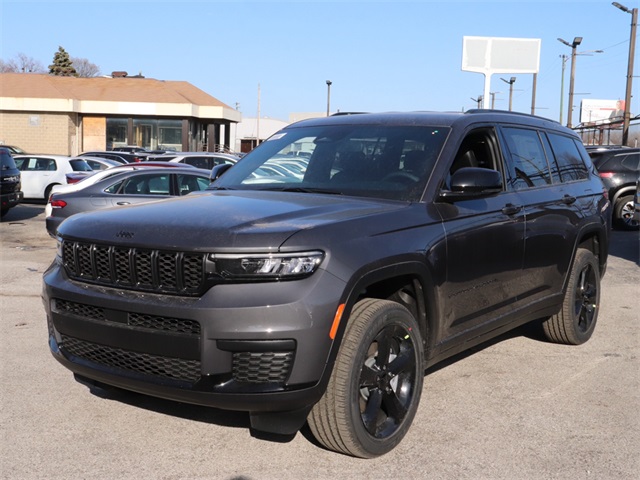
0, 53, 46, 73
71, 57, 101, 77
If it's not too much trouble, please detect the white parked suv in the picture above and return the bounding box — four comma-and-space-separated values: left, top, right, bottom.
13, 155, 94, 200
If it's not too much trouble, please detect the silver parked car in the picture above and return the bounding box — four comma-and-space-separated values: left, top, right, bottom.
45, 167, 211, 236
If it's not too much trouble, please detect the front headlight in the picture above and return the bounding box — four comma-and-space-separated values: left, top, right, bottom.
209, 251, 324, 281
56, 236, 63, 263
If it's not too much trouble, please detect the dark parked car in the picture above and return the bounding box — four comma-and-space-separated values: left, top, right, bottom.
0, 144, 27, 155
78, 151, 148, 164
80, 156, 122, 171
44, 111, 611, 458
589, 147, 640, 229
111, 146, 149, 153
45, 167, 211, 236
0, 148, 23, 216
146, 152, 241, 170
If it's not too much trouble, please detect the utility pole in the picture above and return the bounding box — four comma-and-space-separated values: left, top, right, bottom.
559, 54, 568, 124
490, 92, 500, 109
612, 2, 637, 145
326, 80, 332, 117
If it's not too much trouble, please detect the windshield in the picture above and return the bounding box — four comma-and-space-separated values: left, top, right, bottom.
211, 124, 449, 201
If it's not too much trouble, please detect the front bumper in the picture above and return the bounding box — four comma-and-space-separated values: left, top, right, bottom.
43, 262, 346, 417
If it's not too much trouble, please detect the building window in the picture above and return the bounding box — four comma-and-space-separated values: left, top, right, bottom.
106, 118, 128, 150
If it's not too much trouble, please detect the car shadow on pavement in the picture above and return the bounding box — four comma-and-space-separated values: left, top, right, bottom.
83, 380, 303, 444
83, 380, 252, 430
608, 229, 639, 265
1, 203, 45, 222
424, 320, 547, 377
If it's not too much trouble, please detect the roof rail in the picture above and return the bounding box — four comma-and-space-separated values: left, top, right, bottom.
330, 112, 368, 116
465, 109, 561, 125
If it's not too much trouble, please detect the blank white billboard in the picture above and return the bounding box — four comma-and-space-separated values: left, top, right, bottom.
462, 36, 541, 74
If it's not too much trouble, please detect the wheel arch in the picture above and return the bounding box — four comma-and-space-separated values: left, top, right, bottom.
611, 185, 635, 206
328, 259, 439, 369
571, 224, 609, 283
44, 182, 61, 200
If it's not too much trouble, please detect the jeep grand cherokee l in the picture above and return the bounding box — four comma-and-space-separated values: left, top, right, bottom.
43, 111, 611, 458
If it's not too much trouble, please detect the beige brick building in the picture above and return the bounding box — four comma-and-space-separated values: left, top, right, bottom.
0, 73, 241, 155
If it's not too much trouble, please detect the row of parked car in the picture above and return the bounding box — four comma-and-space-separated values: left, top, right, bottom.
1, 143, 638, 231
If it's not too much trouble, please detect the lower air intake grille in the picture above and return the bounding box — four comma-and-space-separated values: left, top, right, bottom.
232, 351, 294, 384
60, 335, 201, 383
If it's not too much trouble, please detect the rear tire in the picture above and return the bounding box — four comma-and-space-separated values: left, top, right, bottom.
308, 298, 424, 458
542, 248, 600, 345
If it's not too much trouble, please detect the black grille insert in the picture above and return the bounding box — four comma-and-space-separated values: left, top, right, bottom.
62, 240, 206, 296
53, 299, 201, 336
61, 335, 201, 383
232, 351, 294, 384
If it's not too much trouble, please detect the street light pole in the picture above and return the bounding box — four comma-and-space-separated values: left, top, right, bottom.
326, 80, 332, 117
501, 77, 516, 111
558, 37, 583, 128
470, 96, 483, 109
612, 2, 637, 146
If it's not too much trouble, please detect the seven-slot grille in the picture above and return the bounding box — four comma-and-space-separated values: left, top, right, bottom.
62, 240, 206, 295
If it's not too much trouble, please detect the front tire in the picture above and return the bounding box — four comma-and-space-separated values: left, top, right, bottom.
542, 248, 600, 345
308, 298, 424, 458
615, 195, 639, 230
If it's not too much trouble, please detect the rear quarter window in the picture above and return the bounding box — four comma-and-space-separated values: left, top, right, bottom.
620, 153, 640, 171
546, 133, 589, 182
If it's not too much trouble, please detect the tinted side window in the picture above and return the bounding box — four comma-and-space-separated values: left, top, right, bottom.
112, 174, 170, 195
69, 160, 93, 172
546, 133, 589, 182
177, 174, 209, 195
620, 153, 640, 171
502, 127, 551, 189
183, 157, 211, 169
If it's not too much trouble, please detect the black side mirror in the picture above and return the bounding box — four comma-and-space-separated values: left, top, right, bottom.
439, 167, 502, 201
210, 163, 233, 182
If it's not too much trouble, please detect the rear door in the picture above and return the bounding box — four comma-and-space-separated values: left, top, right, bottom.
499, 126, 589, 301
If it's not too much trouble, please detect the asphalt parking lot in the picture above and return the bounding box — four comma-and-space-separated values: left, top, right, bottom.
1, 203, 638, 480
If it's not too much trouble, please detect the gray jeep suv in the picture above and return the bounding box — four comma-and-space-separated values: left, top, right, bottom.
43, 111, 611, 458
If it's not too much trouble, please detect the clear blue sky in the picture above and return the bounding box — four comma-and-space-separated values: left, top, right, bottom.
1, 0, 636, 124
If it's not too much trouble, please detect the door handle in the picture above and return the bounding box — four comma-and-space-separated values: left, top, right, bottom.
562, 195, 577, 205
116, 202, 130, 205
502, 203, 523, 215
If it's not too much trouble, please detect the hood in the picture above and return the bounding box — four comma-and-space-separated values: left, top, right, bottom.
57, 190, 408, 251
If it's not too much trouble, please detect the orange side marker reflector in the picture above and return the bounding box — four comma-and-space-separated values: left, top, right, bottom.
329, 304, 345, 340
